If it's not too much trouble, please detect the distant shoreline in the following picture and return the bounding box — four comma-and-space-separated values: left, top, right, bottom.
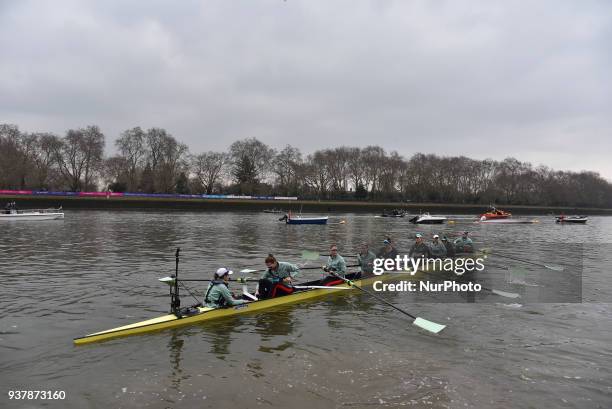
2, 194, 611, 215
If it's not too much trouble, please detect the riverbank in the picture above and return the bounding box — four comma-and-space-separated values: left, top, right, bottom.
2, 193, 612, 215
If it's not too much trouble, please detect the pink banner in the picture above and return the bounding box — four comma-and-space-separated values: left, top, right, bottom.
0, 190, 33, 195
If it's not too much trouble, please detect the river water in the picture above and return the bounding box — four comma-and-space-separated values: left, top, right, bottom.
1, 211, 610, 408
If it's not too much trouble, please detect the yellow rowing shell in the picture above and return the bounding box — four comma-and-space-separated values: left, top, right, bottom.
74, 253, 483, 346
73, 272, 402, 345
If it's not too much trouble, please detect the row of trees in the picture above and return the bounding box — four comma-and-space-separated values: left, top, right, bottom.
1, 123, 611, 208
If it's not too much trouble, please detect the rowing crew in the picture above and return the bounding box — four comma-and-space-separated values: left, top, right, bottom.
202, 234, 474, 309
409, 231, 474, 259
203, 245, 348, 308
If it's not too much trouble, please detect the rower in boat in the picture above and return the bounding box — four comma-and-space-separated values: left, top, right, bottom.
409, 233, 431, 259
357, 243, 376, 276
454, 231, 474, 253
257, 254, 300, 299
428, 234, 447, 259
441, 235, 456, 258
203, 268, 249, 308
377, 238, 398, 261
321, 244, 347, 285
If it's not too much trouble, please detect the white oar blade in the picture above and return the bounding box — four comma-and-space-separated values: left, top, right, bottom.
413, 317, 446, 334
293, 285, 352, 290
544, 264, 564, 271
242, 286, 258, 301
491, 289, 521, 299
240, 269, 258, 274
158, 276, 175, 285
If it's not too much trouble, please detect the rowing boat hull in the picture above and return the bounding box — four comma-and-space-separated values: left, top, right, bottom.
74, 252, 484, 345
414, 218, 446, 224
0, 212, 64, 221
74, 272, 397, 345
478, 218, 537, 224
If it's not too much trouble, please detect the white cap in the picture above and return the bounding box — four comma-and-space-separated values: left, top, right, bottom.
433, 234, 439, 239
215, 267, 233, 277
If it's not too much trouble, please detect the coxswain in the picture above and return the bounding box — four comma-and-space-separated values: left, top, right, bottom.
203, 268, 248, 308
454, 231, 474, 253
428, 234, 447, 258
257, 254, 300, 299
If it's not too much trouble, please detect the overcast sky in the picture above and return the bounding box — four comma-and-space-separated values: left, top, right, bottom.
1, 0, 611, 178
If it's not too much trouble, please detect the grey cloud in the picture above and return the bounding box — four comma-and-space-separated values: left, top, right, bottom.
1, 0, 610, 176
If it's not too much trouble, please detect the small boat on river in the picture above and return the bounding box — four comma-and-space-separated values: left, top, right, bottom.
409, 212, 446, 224
279, 212, 328, 225
0, 207, 64, 221
479, 207, 512, 221
380, 209, 407, 218
555, 215, 587, 224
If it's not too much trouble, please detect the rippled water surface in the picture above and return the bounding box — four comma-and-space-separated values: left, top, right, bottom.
1, 211, 611, 408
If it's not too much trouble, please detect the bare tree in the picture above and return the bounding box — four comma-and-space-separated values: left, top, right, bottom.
116, 127, 146, 191
144, 128, 188, 193
81, 125, 105, 190
272, 145, 302, 196
191, 151, 228, 194
361, 146, 386, 196
301, 151, 333, 199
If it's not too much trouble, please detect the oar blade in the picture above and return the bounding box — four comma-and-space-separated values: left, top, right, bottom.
544, 264, 564, 271
413, 317, 446, 334
301, 250, 321, 261
240, 269, 259, 274
158, 276, 175, 285
491, 289, 521, 299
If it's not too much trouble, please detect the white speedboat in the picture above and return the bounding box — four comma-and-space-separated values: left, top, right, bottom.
0, 208, 64, 221
409, 212, 446, 224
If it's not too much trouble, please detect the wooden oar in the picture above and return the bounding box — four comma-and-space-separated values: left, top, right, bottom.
331, 273, 446, 334
293, 285, 352, 290
482, 249, 564, 271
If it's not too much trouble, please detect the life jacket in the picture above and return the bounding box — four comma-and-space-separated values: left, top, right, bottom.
204, 280, 228, 307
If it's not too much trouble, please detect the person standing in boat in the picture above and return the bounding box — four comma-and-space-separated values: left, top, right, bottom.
257, 254, 300, 299
377, 238, 398, 261
454, 231, 474, 253
203, 268, 248, 308
409, 233, 431, 259
357, 243, 376, 276
442, 235, 456, 258
428, 234, 447, 259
